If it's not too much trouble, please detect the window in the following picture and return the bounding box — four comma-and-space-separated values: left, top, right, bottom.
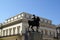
3, 30, 5, 36
26, 15, 29, 19
21, 14, 24, 17
8, 19, 10, 22
45, 30, 48, 35
44, 20, 47, 23
40, 18, 43, 22
41, 30, 43, 34
48, 21, 51, 24
43, 30, 45, 35
6, 29, 8, 35
49, 31, 52, 36
9, 28, 12, 35
11, 18, 14, 21
17, 26, 20, 34
18, 15, 21, 18
13, 27, 16, 35
53, 32, 55, 36
14, 16, 18, 20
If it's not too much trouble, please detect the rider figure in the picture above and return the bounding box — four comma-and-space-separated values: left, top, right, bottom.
32, 14, 36, 22
32, 15, 40, 32
31, 15, 36, 32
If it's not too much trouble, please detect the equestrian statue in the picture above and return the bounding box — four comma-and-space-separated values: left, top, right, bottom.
28, 15, 40, 32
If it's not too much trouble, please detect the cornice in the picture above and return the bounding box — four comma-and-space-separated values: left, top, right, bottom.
0, 19, 23, 28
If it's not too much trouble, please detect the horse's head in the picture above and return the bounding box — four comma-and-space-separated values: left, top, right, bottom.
36, 16, 40, 21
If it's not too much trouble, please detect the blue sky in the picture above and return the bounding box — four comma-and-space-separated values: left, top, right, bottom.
0, 0, 60, 25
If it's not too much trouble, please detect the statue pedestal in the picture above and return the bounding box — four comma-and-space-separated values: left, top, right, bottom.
25, 31, 43, 40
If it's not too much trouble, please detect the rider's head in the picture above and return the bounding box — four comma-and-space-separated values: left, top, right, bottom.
33, 14, 35, 17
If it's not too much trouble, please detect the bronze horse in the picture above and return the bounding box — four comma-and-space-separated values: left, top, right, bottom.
28, 15, 40, 32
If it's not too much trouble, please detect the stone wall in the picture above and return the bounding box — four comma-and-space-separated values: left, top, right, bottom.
25, 31, 43, 40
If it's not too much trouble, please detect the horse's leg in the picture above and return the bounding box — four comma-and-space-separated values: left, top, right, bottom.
36, 26, 39, 32
28, 25, 30, 28
31, 26, 34, 32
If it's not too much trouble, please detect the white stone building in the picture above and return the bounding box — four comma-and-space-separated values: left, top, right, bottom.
0, 12, 57, 40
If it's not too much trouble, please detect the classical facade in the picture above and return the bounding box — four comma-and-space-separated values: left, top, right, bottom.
55, 25, 60, 40
0, 12, 57, 40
